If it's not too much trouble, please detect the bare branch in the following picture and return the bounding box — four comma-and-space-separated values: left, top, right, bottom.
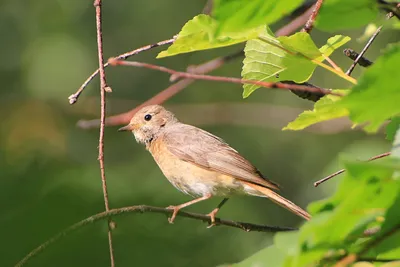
77, 53, 241, 129
93, 0, 115, 266
78, 6, 321, 130
15, 205, 297, 267
301, 0, 324, 33
68, 38, 176, 104
314, 152, 391, 187
346, 26, 382, 76
109, 59, 342, 97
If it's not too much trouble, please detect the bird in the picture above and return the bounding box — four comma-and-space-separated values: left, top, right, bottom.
118, 105, 311, 225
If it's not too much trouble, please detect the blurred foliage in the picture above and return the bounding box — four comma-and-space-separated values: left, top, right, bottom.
315, 0, 380, 31
336, 44, 400, 132
1, 0, 399, 267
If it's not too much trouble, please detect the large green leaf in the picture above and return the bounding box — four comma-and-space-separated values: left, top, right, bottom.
157, 15, 262, 58
212, 0, 302, 35
283, 90, 349, 131
242, 33, 350, 98
334, 44, 400, 132
315, 0, 379, 31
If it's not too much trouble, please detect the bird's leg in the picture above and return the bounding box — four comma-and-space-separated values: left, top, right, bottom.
206, 198, 229, 228
166, 194, 212, 224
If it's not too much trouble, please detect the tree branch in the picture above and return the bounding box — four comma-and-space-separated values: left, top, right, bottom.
77, 52, 242, 129
75, 6, 323, 130
15, 205, 297, 267
109, 59, 342, 97
343, 49, 373, 68
68, 38, 176, 104
301, 0, 324, 33
346, 26, 382, 76
93, 0, 115, 266
314, 152, 391, 187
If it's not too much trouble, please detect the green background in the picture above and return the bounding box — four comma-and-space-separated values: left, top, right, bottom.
0, 0, 396, 266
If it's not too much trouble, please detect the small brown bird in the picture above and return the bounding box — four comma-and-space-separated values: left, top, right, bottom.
119, 105, 311, 224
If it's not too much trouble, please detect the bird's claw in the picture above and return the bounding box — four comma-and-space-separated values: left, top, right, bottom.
166, 205, 179, 224
206, 209, 218, 228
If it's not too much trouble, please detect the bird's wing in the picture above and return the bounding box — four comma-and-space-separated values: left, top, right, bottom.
163, 124, 280, 191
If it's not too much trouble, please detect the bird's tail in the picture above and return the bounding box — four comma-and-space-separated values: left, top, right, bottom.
243, 181, 311, 221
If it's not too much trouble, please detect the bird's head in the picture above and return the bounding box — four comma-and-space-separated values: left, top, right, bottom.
118, 105, 177, 144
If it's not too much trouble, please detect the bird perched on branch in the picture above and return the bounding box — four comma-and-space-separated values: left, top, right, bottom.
119, 105, 311, 225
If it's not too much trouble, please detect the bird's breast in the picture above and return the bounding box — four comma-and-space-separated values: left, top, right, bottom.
147, 137, 247, 197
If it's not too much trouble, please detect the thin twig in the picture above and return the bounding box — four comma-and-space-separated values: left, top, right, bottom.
343, 49, 373, 67
314, 152, 391, 187
110, 59, 342, 97
93, 0, 115, 266
77, 5, 324, 130
346, 26, 382, 76
77, 53, 239, 129
68, 38, 176, 104
301, 0, 324, 33
323, 54, 342, 72
15, 205, 297, 267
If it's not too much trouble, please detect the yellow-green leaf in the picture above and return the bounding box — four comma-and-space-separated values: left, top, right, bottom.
157, 15, 263, 58
283, 90, 349, 131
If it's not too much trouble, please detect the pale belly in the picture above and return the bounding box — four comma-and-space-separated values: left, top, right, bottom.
159, 158, 246, 197
148, 142, 263, 198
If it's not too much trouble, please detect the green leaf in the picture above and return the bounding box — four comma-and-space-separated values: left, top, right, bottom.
335, 44, 400, 132
242, 32, 350, 98
386, 117, 400, 142
157, 15, 262, 58
212, 0, 303, 35
317, 35, 352, 60
283, 90, 349, 131
304, 160, 397, 243
286, 159, 400, 266
373, 192, 400, 260
315, 0, 379, 31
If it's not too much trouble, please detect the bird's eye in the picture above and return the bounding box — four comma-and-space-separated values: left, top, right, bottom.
144, 114, 152, 121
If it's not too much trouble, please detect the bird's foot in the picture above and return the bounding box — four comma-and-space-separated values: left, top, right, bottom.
206, 208, 219, 228
166, 205, 180, 224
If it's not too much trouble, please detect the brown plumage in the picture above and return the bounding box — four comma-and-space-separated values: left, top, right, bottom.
119, 105, 311, 224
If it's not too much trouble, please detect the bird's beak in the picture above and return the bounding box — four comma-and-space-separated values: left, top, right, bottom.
118, 123, 139, 132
